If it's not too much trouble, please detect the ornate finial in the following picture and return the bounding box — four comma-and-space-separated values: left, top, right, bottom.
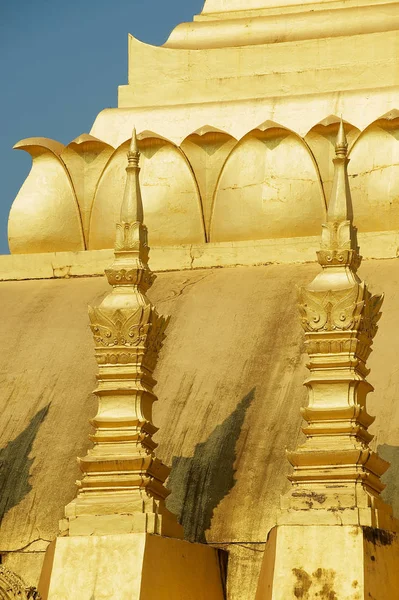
335, 116, 348, 158
326, 118, 351, 225
318, 117, 359, 268
119, 128, 143, 227
127, 127, 140, 168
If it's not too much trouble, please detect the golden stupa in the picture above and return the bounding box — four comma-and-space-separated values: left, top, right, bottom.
1, 1, 399, 598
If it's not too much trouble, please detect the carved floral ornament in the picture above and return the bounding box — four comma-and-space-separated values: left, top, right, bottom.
8, 113, 399, 253
298, 283, 383, 337
0, 567, 40, 600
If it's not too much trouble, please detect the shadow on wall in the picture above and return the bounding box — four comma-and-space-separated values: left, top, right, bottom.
0, 405, 50, 526
166, 388, 255, 543
377, 444, 399, 519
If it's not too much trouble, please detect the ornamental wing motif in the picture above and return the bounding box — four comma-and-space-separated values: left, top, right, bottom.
299, 284, 364, 332
298, 288, 329, 331
329, 283, 364, 330
119, 304, 152, 345
361, 290, 384, 340
144, 310, 170, 370
89, 304, 152, 347
88, 305, 114, 345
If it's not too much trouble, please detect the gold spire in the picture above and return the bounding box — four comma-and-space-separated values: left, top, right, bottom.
282, 119, 392, 531
318, 117, 359, 271
326, 117, 352, 225
120, 128, 143, 225
335, 116, 348, 156
112, 129, 152, 280
62, 127, 183, 539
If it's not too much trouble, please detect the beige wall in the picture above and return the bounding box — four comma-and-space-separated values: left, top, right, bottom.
1, 260, 399, 597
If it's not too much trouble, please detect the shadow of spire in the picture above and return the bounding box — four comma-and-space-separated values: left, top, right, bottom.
166, 388, 255, 543
0, 404, 50, 525
377, 443, 399, 519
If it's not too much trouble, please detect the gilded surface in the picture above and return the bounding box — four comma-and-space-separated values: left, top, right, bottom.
281, 122, 395, 526
62, 131, 182, 538
9, 117, 399, 254
8, 0, 399, 254
3, 0, 399, 596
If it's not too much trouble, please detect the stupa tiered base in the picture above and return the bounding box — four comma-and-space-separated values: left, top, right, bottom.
38, 533, 226, 600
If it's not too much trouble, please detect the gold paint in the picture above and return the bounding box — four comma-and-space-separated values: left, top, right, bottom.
9, 0, 399, 255
61, 129, 183, 538
281, 120, 393, 521
39, 534, 226, 600
255, 121, 399, 599
4, 2, 399, 597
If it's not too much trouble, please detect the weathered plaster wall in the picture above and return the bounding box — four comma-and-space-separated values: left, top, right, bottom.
1, 260, 399, 598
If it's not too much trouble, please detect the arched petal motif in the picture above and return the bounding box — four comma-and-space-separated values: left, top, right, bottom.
181, 129, 237, 241
89, 136, 205, 249
60, 135, 114, 246
349, 116, 399, 233
305, 118, 360, 204
210, 128, 324, 242
9, 138, 85, 254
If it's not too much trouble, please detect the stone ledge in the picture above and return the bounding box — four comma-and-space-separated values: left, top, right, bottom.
1, 231, 398, 281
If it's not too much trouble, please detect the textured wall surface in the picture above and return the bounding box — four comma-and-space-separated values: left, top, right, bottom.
1, 261, 399, 597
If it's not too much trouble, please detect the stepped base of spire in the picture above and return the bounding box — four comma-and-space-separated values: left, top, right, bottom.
278, 505, 398, 532
255, 522, 399, 600
61, 493, 183, 538
38, 533, 226, 600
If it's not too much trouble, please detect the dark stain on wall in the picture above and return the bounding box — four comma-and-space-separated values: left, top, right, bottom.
363, 526, 395, 546
0, 405, 50, 525
166, 388, 255, 543
293, 568, 312, 598
377, 443, 399, 519
292, 567, 337, 600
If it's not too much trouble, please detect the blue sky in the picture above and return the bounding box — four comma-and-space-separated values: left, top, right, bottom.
0, 0, 204, 254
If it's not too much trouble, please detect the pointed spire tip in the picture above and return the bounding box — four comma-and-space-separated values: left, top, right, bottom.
130, 127, 138, 154
335, 117, 348, 158
127, 126, 140, 167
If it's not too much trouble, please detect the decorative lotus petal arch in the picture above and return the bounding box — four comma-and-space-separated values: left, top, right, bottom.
188, 125, 232, 138
371, 109, 399, 123
60, 134, 114, 246
251, 120, 290, 134
346, 112, 399, 234
304, 116, 360, 204
180, 126, 238, 240
210, 124, 325, 242
89, 133, 205, 249
9, 138, 85, 253
136, 130, 173, 143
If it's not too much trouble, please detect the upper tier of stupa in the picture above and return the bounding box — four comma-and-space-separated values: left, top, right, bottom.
165, 0, 399, 49
8, 0, 399, 256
